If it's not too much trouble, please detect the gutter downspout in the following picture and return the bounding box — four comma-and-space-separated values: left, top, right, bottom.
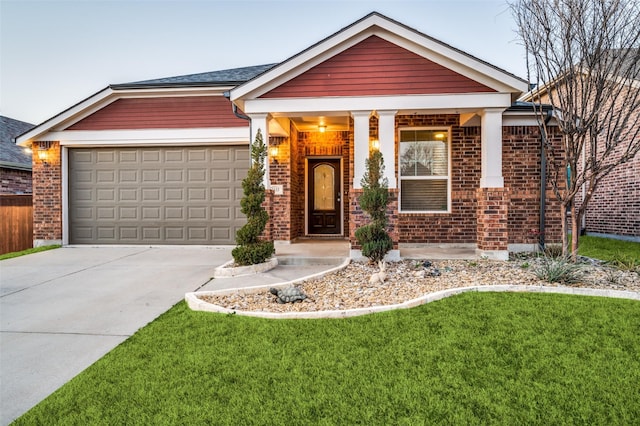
224, 91, 251, 130
224, 92, 253, 167
539, 109, 553, 251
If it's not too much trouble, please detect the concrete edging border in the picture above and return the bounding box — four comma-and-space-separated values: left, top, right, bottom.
186, 276, 640, 320
213, 257, 278, 278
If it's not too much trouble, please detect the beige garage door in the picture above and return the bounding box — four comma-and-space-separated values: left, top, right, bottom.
69, 146, 248, 244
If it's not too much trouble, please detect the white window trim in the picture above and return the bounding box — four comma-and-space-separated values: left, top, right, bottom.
398, 126, 452, 214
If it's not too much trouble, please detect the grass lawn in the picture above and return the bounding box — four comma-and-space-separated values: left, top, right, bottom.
578, 235, 640, 262
0, 244, 60, 261
15, 292, 640, 425
578, 236, 640, 269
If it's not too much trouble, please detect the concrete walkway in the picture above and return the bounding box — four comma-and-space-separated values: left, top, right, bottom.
0, 242, 350, 424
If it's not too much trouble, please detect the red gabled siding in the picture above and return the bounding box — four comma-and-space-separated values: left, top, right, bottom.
67, 96, 247, 130
261, 36, 495, 98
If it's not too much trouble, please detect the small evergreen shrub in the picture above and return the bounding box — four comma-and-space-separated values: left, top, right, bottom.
355, 224, 393, 262
355, 150, 392, 263
232, 129, 275, 266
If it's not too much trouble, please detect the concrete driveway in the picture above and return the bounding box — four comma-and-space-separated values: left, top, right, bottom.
0, 246, 232, 425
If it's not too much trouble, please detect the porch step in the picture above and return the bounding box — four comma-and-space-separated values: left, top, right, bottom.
277, 256, 346, 266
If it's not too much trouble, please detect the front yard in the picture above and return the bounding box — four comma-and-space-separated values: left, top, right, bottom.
14, 291, 640, 425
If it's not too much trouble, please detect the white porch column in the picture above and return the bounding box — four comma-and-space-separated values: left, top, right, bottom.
352, 111, 371, 189
249, 113, 270, 188
480, 108, 505, 188
377, 110, 397, 188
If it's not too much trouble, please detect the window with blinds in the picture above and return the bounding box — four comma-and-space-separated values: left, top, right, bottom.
399, 128, 450, 212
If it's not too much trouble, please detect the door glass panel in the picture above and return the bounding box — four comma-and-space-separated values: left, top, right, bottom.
314, 164, 335, 210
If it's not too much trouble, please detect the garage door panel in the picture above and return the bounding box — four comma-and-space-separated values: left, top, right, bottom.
188, 149, 207, 162
142, 150, 161, 162
189, 169, 207, 182
69, 146, 248, 245
119, 151, 138, 162
96, 170, 115, 183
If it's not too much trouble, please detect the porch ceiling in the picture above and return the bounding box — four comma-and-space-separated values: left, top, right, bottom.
288, 115, 350, 132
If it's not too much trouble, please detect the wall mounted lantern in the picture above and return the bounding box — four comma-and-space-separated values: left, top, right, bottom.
269, 145, 279, 164
37, 141, 53, 163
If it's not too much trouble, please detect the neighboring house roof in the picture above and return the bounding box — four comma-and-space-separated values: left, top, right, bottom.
0, 116, 33, 170
112, 64, 277, 89
519, 48, 640, 102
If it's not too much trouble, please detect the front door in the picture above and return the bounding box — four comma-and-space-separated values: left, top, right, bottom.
308, 159, 341, 235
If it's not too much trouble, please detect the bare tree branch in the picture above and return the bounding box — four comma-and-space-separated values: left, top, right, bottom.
511, 0, 640, 258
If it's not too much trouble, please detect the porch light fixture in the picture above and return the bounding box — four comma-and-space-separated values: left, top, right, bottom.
370, 139, 380, 151
37, 141, 53, 163
269, 145, 279, 163
318, 124, 327, 133
435, 133, 445, 139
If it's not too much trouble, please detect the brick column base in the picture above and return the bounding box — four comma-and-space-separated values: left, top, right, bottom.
348, 188, 400, 261
33, 141, 62, 246
476, 187, 509, 260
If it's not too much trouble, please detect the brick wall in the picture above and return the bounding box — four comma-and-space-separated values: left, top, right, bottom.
539, 80, 639, 239
581, 154, 640, 237
268, 135, 292, 240
396, 115, 479, 243
32, 141, 62, 242
0, 167, 32, 194
503, 125, 562, 245
394, 116, 562, 247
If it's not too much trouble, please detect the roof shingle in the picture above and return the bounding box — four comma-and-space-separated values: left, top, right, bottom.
112, 64, 277, 88
1, 116, 34, 168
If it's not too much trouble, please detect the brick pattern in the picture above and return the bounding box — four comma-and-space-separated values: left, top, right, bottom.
581, 154, 640, 237
32, 142, 62, 241
396, 115, 479, 243
0, 168, 32, 194
503, 126, 562, 245
476, 187, 509, 251
576, 100, 640, 237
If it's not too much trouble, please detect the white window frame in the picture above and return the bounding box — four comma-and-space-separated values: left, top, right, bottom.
398, 127, 452, 214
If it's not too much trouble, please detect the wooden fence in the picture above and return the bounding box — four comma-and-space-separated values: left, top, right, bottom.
0, 195, 33, 255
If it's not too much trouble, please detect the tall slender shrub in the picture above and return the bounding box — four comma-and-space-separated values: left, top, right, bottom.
232, 129, 275, 265
355, 150, 392, 262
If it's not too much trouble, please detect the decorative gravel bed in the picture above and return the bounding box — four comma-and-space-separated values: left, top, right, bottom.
198, 256, 640, 313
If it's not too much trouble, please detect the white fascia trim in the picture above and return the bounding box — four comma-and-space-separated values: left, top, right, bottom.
230, 14, 528, 103
17, 87, 114, 145
243, 92, 513, 115
43, 127, 249, 147
502, 111, 559, 127
17, 86, 234, 146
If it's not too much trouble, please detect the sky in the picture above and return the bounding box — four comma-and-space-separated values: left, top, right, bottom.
0, 0, 528, 125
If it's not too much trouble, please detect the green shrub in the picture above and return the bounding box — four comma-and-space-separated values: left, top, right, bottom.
355, 150, 392, 262
231, 241, 275, 266
534, 255, 583, 283
355, 224, 393, 262
232, 129, 274, 266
